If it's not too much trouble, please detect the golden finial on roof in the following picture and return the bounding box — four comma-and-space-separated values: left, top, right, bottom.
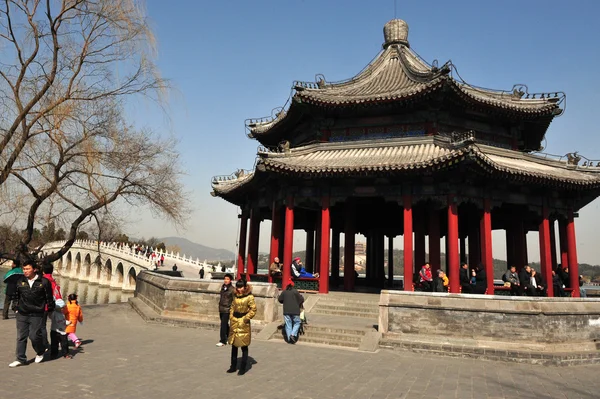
383, 19, 409, 49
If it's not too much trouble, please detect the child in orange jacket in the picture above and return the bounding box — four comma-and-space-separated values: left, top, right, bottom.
66, 294, 83, 348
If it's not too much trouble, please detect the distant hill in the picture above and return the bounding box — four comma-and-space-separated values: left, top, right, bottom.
160, 237, 235, 261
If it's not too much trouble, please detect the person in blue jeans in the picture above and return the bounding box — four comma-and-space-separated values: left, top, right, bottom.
278, 279, 304, 344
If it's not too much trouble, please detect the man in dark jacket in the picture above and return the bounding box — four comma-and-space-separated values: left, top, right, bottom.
459, 262, 472, 293
3, 260, 22, 319
9, 260, 55, 367
278, 279, 304, 344
216, 273, 234, 347
518, 265, 536, 296
473, 264, 487, 295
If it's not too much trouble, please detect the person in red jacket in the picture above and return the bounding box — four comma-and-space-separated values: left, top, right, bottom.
419, 263, 433, 292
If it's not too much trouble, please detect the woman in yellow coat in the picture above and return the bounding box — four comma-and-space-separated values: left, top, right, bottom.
227, 279, 256, 375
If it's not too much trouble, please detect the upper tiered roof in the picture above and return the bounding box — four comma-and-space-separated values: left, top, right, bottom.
247, 19, 564, 145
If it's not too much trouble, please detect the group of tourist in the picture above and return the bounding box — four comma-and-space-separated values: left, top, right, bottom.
269, 256, 319, 279
3, 260, 84, 367
503, 264, 586, 297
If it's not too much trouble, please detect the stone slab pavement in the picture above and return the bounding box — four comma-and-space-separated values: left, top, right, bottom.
1, 303, 600, 399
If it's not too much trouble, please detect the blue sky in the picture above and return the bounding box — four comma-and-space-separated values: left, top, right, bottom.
125, 0, 600, 264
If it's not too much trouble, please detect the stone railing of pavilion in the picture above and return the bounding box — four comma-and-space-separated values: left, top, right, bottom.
131, 271, 280, 330
378, 290, 600, 365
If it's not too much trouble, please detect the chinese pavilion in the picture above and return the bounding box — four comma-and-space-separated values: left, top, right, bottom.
211, 19, 600, 296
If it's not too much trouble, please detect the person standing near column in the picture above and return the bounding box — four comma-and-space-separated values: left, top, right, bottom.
216, 273, 234, 347
9, 260, 55, 367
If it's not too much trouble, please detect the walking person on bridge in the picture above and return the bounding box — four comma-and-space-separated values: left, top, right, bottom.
227, 279, 257, 375
9, 260, 55, 367
216, 273, 234, 347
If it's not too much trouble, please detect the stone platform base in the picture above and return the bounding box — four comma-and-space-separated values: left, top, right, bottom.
380, 332, 600, 366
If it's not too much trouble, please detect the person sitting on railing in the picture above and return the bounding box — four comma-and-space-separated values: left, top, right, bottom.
291, 257, 302, 279
297, 260, 319, 279
269, 257, 282, 277
502, 266, 520, 295
418, 263, 433, 292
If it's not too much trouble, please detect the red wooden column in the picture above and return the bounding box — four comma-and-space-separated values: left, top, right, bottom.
403, 195, 413, 291
237, 211, 248, 280
567, 210, 580, 297
305, 230, 315, 273
549, 219, 558, 270
282, 196, 294, 285
319, 196, 331, 294
481, 199, 494, 295
447, 195, 460, 293
344, 201, 356, 291
415, 230, 426, 271
269, 203, 281, 283
538, 205, 554, 297
429, 210, 441, 275
314, 214, 322, 275
246, 209, 261, 278
558, 219, 568, 269
388, 236, 394, 288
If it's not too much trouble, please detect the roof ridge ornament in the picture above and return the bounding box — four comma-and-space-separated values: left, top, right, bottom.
383, 19, 409, 49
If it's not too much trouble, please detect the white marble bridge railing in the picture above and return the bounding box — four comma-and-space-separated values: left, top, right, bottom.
42, 240, 219, 292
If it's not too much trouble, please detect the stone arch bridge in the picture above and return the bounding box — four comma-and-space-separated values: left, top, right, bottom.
43, 240, 215, 292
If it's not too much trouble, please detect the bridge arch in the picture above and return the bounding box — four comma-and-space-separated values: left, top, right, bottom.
73, 252, 82, 279
125, 267, 137, 291
66, 252, 72, 273
112, 262, 124, 288
84, 253, 92, 279
89, 255, 102, 284
100, 259, 113, 286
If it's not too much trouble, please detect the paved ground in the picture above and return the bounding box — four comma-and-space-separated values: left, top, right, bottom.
2, 304, 600, 399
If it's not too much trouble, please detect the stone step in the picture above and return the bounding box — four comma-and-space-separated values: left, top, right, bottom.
304, 324, 369, 336
317, 297, 380, 304
272, 334, 360, 349
312, 303, 379, 312
310, 308, 379, 319
303, 330, 364, 343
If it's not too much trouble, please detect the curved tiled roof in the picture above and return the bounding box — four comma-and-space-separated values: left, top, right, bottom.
294, 46, 448, 105
256, 138, 600, 187
249, 20, 562, 138
259, 138, 462, 175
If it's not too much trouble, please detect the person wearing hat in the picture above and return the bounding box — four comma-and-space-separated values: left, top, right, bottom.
269, 257, 282, 277
278, 278, 304, 344
291, 257, 302, 279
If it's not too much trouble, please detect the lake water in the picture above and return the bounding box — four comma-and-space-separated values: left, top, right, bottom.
0, 267, 133, 307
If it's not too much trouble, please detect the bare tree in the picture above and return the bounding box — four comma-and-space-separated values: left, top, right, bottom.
0, 1, 186, 264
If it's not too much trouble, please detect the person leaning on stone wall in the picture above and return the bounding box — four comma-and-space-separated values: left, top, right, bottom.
216, 273, 234, 347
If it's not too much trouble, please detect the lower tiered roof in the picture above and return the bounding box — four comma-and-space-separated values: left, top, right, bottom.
211, 136, 600, 202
